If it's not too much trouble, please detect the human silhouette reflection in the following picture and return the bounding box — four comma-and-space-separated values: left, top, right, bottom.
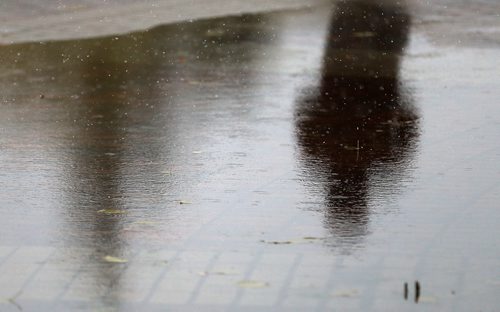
295, 0, 419, 248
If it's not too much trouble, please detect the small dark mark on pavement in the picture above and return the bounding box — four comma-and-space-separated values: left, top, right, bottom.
415, 281, 421, 303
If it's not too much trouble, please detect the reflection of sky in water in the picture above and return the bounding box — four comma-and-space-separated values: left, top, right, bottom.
0, 2, 500, 310
0, 13, 333, 304
0, 2, 422, 252
0, 12, 331, 249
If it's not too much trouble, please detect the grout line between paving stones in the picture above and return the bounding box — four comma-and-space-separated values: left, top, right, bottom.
226, 251, 263, 310
0, 246, 19, 268
315, 255, 343, 312
186, 252, 220, 304
141, 249, 185, 304
272, 253, 303, 308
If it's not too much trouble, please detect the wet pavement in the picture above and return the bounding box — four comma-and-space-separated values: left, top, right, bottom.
0, 0, 326, 44
1, 1, 500, 311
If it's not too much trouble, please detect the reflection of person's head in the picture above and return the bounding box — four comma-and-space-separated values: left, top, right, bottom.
295, 0, 418, 248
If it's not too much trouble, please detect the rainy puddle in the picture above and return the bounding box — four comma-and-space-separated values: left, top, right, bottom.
1, 1, 500, 310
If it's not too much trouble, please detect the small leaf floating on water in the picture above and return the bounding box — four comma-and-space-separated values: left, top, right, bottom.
418, 296, 438, 303
303, 236, 325, 241
237, 280, 269, 288
260, 240, 292, 245
343, 144, 361, 151
260, 237, 325, 245
103, 255, 128, 263
187, 80, 202, 85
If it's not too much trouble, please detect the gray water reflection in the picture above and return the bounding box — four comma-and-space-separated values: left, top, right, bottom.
0, 14, 288, 307
1, 2, 499, 310
0, 15, 275, 249
0, 3, 420, 252
296, 0, 419, 247
0, 2, 417, 305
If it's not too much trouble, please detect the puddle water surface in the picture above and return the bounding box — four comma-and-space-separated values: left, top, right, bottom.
0, 2, 499, 310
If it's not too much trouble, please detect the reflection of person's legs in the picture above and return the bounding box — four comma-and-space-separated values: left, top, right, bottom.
323, 0, 410, 82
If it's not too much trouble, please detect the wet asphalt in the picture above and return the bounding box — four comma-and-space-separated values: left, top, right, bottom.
0, 1, 499, 311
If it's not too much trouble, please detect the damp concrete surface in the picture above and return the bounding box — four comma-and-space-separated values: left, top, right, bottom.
0, 0, 499, 311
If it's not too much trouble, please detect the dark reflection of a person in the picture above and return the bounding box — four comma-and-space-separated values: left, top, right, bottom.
48, 15, 274, 303
295, 0, 419, 248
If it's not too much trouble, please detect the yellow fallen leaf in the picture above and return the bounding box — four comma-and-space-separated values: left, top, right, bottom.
213, 270, 239, 276
343, 145, 360, 151
61, 4, 88, 11
419, 296, 438, 303
103, 255, 128, 263
237, 280, 269, 288
97, 209, 126, 215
